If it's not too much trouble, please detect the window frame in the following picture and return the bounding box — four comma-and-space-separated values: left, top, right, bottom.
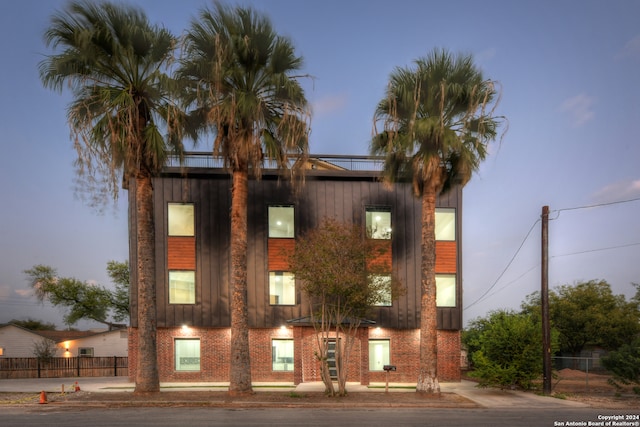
368, 339, 390, 371
370, 274, 392, 307
268, 271, 296, 306
168, 203, 195, 237
271, 339, 294, 372
78, 347, 94, 357
168, 270, 196, 305
435, 208, 456, 241
174, 338, 201, 372
436, 274, 457, 307
365, 206, 392, 240
268, 205, 295, 238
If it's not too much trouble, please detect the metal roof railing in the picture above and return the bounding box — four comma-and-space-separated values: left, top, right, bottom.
165, 152, 386, 172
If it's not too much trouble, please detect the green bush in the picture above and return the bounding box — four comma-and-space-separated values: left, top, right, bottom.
464, 309, 557, 389
602, 338, 640, 393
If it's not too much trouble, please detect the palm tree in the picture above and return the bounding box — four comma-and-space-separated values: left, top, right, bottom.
39, 0, 191, 393
371, 48, 502, 393
178, 3, 310, 395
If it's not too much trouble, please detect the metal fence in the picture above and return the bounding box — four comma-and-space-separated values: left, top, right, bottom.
553, 356, 604, 372
552, 356, 608, 392
0, 357, 128, 379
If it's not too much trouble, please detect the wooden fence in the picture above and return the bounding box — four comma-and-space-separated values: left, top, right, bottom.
0, 357, 128, 379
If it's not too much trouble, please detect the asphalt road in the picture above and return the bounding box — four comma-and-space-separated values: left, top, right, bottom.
2, 407, 639, 427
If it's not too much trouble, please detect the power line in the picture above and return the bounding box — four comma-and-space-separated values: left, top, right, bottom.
552, 242, 640, 258
465, 197, 639, 312
464, 218, 540, 310
482, 264, 539, 301
551, 197, 640, 218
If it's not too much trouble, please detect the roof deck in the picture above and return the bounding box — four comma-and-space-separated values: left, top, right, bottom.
166, 152, 385, 173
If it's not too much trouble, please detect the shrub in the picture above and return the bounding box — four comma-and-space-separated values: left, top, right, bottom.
464, 309, 557, 389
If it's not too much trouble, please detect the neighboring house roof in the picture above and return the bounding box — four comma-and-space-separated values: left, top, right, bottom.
0, 323, 125, 343
36, 330, 98, 343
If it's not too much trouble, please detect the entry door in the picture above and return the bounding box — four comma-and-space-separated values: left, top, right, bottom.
327, 340, 337, 380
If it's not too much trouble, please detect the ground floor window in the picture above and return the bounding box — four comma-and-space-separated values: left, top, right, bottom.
369, 339, 390, 371
272, 339, 293, 371
175, 338, 200, 371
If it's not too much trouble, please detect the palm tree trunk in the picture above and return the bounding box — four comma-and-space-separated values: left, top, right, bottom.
229, 169, 253, 395
416, 184, 440, 394
134, 174, 160, 393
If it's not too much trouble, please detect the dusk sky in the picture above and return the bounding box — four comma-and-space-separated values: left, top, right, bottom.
1, 0, 638, 330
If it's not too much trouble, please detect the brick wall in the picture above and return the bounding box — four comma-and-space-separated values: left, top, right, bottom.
296, 327, 365, 384
167, 237, 196, 270
268, 239, 295, 270
435, 241, 456, 273
128, 326, 461, 383
367, 328, 461, 383
437, 330, 462, 381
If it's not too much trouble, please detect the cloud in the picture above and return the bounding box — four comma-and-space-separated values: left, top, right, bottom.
591, 179, 640, 204
615, 35, 640, 60
311, 94, 348, 117
14, 289, 32, 297
558, 94, 595, 127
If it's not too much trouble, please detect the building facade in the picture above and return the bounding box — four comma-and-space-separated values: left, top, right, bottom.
128, 154, 463, 384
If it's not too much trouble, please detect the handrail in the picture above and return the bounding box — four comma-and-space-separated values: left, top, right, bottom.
165, 152, 386, 172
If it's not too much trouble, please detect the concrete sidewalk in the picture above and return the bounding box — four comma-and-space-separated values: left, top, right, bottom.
0, 377, 588, 408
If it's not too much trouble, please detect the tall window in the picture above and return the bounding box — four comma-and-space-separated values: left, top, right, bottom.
269, 272, 295, 305
369, 339, 390, 371
435, 208, 455, 241
269, 206, 294, 238
175, 338, 200, 371
366, 207, 391, 239
169, 271, 195, 304
168, 203, 195, 236
370, 275, 392, 306
168, 203, 195, 304
272, 339, 294, 371
436, 274, 456, 307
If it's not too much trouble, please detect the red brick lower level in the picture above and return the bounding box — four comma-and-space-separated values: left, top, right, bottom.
128, 326, 461, 384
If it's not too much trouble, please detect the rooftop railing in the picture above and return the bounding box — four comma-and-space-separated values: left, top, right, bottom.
166, 152, 386, 172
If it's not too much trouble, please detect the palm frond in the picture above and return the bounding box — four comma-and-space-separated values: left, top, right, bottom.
39, 0, 187, 206
178, 2, 311, 176
371, 48, 503, 196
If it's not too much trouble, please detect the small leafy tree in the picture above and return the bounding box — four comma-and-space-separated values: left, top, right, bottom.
522, 281, 640, 357
288, 219, 403, 396
464, 309, 558, 389
602, 338, 640, 394
24, 262, 130, 329
32, 338, 58, 360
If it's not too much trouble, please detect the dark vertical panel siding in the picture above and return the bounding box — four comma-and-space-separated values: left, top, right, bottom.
436, 186, 462, 330
148, 173, 462, 331
198, 178, 212, 326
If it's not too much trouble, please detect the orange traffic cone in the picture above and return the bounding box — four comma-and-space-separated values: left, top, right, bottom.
39, 390, 48, 404
74, 381, 80, 392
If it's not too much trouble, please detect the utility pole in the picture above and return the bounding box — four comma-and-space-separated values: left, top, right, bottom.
541, 205, 552, 395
